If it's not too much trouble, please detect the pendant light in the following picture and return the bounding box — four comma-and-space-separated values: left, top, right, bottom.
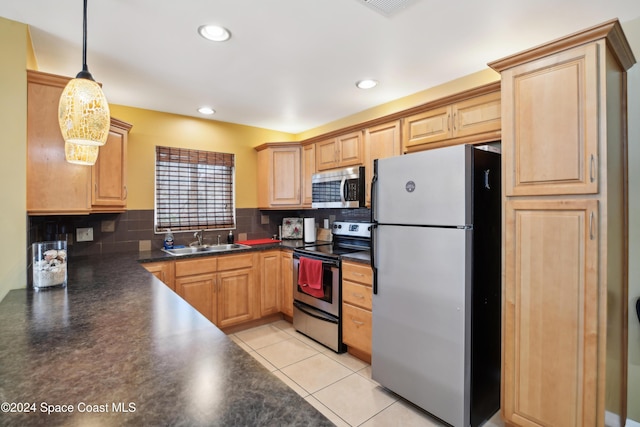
59, 0, 110, 165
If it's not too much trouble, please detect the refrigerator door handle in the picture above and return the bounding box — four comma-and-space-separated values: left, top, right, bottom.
371, 159, 379, 295
484, 169, 491, 189
371, 223, 378, 295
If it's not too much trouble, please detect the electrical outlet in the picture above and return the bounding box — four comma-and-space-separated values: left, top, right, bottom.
76, 227, 94, 242
261, 214, 270, 225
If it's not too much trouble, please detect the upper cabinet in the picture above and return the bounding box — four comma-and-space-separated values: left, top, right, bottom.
402, 90, 501, 152
499, 44, 600, 196
363, 121, 401, 206
27, 70, 131, 215
256, 143, 301, 209
316, 131, 364, 171
301, 143, 316, 207
91, 118, 131, 211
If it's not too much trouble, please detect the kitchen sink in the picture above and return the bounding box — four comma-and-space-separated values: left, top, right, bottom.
162, 243, 251, 256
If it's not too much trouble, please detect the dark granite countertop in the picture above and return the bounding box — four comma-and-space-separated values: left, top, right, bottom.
0, 253, 333, 426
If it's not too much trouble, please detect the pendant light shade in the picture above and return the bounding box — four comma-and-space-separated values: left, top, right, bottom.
64, 141, 100, 165
59, 77, 110, 147
60, 0, 110, 165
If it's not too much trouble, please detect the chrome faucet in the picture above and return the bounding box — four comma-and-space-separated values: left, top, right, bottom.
217, 235, 221, 246
194, 230, 204, 246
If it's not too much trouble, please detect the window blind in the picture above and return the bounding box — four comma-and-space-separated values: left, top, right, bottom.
155, 146, 235, 232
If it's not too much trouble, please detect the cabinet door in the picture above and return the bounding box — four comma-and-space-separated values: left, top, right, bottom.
217, 267, 255, 328
336, 131, 363, 167
503, 199, 599, 427
142, 261, 175, 291
280, 251, 294, 317
364, 121, 401, 205
27, 72, 92, 214
501, 44, 599, 196
402, 106, 451, 150
260, 250, 281, 316
342, 304, 372, 355
316, 138, 338, 171
175, 273, 216, 323
92, 122, 129, 210
301, 144, 316, 206
452, 91, 501, 139
270, 146, 301, 205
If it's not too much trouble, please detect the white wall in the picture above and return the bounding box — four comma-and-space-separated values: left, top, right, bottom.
0, 17, 27, 302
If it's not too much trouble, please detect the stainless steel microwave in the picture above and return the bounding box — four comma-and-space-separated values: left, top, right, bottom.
311, 166, 365, 209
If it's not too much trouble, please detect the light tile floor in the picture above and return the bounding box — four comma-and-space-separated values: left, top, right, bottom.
229, 320, 505, 427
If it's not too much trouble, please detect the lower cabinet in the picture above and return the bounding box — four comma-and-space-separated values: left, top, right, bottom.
280, 251, 294, 317
142, 260, 175, 291
341, 261, 373, 363
173, 253, 257, 328
176, 273, 217, 322
144, 249, 296, 329
259, 250, 281, 317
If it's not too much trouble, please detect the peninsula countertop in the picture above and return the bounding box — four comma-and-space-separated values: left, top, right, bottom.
0, 253, 333, 426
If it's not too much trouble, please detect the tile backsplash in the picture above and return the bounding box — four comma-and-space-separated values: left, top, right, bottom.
27, 207, 372, 258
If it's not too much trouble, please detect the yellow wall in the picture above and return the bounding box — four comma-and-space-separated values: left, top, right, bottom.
108, 105, 295, 210
0, 17, 28, 299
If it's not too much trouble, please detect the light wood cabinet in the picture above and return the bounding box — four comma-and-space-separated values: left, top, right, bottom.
316, 131, 363, 171
363, 121, 401, 205
256, 143, 301, 208
26, 70, 131, 215
176, 273, 217, 322
402, 91, 500, 152
142, 260, 175, 291
259, 250, 281, 317
504, 199, 599, 427
341, 261, 373, 363
91, 119, 131, 210
175, 257, 218, 323
215, 253, 257, 328
301, 143, 316, 207
280, 251, 294, 318
489, 19, 634, 427
174, 253, 257, 328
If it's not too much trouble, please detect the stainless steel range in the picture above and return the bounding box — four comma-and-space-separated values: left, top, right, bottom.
292, 221, 372, 352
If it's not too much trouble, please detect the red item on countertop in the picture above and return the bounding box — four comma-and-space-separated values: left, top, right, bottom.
235, 239, 281, 245
298, 257, 324, 298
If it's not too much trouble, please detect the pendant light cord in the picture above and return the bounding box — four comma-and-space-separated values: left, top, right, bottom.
76, 0, 95, 81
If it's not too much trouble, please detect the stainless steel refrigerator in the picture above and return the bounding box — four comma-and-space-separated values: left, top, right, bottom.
370, 144, 501, 427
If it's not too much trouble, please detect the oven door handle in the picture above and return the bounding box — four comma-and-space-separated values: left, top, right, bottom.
293, 301, 339, 324
293, 253, 340, 268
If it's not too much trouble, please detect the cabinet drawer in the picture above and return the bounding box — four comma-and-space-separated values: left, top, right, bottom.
342, 262, 372, 284
342, 303, 372, 355
175, 257, 217, 277
217, 253, 254, 271
343, 280, 372, 310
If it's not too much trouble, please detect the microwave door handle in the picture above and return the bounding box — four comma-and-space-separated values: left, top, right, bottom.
340, 177, 347, 204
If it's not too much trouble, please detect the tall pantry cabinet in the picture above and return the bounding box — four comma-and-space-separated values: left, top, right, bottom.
489, 20, 635, 427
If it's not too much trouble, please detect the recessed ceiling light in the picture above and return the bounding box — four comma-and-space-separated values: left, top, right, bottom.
198, 106, 215, 115
356, 79, 378, 89
198, 25, 231, 42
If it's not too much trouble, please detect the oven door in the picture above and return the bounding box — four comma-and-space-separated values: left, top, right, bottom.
292, 253, 340, 317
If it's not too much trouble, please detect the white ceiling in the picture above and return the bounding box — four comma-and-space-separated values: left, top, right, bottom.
2, 0, 640, 134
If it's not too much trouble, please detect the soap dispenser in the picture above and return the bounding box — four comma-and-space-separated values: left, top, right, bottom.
164, 229, 174, 249
227, 230, 234, 244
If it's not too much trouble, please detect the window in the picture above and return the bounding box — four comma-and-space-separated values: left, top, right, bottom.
155, 146, 235, 233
